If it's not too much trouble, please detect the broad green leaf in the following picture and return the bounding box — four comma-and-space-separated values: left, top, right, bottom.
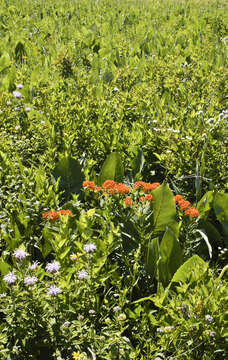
0, 260, 11, 276
98, 152, 124, 185
197, 191, 214, 218
145, 237, 160, 280
0, 52, 10, 73
171, 255, 208, 284
158, 227, 183, 287
213, 192, 228, 243
152, 182, 176, 232
131, 149, 145, 178
53, 156, 84, 198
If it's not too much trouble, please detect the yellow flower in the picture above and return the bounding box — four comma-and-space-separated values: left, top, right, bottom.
72, 351, 82, 360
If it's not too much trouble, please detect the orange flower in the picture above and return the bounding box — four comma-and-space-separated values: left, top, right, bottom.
178, 200, 191, 211
185, 207, 199, 218
115, 183, 131, 194
124, 197, 133, 207
145, 194, 154, 202
174, 194, 183, 204
42, 211, 59, 221
139, 196, 146, 202
42, 209, 72, 221
144, 182, 160, 192
59, 209, 72, 217
102, 180, 116, 189
134, 181, 146, 190
94, 186, 101, 192
83, 181, 96, 190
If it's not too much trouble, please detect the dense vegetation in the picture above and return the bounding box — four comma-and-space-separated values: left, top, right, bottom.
0, 0, 227, 359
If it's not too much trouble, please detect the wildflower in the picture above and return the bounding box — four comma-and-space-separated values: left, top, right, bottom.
145, 194, 154, 202
113, 306, 121, 312
124, 197, 133, 207
13, 248, 29, 260
24, 276, 38, 286
164, 326, 175, 332
156, 327, 164, 333
70, 253, 84, 261
3, 271, 17, 285
89, 309, 96, 314
178, 200, 191, 211
72, 352, 83, 360
185, 206, 199, 218
16, 84, 23, 89
143, 182, 160, 192
117, 313, 126, 321
78, 270, 89, 280
0, 293, 7, 298
59, 209, 72, 217
29, 261, 40, 270
42, 210, 59, 221
139, 196, 146, 202
62, 321, 70, 327
115, 183, 131, 194
84, 243, 96, 253
82, 181, 96, 190
13, 90, 22, 98
102, 180, 116, 189
45, 260, 60, 273
174, 194, 183, 204
6, 100, 12, 105
47, 285, 62, 296
25, 106, 31, 112
205, 314, 213, 323
134, 181, 147, 190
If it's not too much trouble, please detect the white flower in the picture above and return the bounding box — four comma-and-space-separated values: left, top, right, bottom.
83, 243, 96, 253
45, 261, 60, 273
24, 276, 38, 286
78, 271, 89, 280
3, 271, 17, 285
47, 285, 61, 296
13, 248, 28, 260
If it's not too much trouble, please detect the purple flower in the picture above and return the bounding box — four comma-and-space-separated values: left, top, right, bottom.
3, 271, 17, 285
6, 101, 12, 105
24, 276, 38, 286
29, 261, 40, 270
78, 270, 89, 280
0, 293, 7, 298
25, 106, 31, 112
47, 285, 61, 296
16, 84, 23, 89
13, 91, 22, 98
13, 248, 28, 260
83, 243, 96, 253
45, 260, 60, 273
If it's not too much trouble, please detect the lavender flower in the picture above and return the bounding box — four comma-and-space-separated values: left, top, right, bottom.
16, 84, 23, 89
45, 260, 60, 273
113, 306, 121, 312
205, 314, 213, 323
83, 243, 96, 253
0, 293, 7, 298
47, 285, 61, 296
13, 248, 28, 260
25, 106, 31, 112
3, 271, 17, 285
62, 321, 70, 327
24, 276, 38, 286
13, 91, 22, 98
78, 270, 89, 280
6, 100, 12, 105
29, 261, 40, 270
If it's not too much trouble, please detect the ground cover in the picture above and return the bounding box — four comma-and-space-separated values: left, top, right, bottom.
0, 0, 227, 359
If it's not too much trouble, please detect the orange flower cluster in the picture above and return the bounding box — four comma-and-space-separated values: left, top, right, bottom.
139, 194, 154, 202
174, 195, 199, 218
124, 197, 133, 207
134, 181, 160, 192
82, 181, 101, 191
42, 209, 72, 221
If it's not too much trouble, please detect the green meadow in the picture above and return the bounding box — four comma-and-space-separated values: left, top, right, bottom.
0, 0, 227, 359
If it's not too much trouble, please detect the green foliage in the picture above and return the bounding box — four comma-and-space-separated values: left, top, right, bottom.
98, 152, 124, 185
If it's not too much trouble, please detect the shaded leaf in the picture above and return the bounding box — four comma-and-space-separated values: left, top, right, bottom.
98, 152, 124, 185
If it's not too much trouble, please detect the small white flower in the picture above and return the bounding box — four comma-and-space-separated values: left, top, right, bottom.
24, 276, 38, 286
45, 260, 60, 273
83, 243, 96, 253
205, 314, 213, 323
47, 285, 61, 296
3, 271, 17, 285
78, 270, 89, 280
